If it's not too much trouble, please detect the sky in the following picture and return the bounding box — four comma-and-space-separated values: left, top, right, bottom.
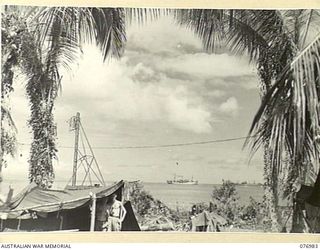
4, 15, 264, 186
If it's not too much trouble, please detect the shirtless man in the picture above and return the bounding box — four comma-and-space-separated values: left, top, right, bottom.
104, 194, 127, 231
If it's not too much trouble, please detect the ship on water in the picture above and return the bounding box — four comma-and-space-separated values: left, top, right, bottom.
167, 174, 198, 185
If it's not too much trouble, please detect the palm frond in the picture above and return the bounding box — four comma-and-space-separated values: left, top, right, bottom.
174, 10, 295, 62
246, 33, 320, 193
33, 7, 128, 63
125, 8, 166, 25
175, 9, 297, 94
225, 10, 268, 62
1, 106, 17, 132
88, 8, 127, 60
281, 9, 320, 49
33, 7, 81, 69
174, 9, 227, 53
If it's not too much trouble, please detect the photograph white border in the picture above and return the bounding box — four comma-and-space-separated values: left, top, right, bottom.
1, 0, 320, 243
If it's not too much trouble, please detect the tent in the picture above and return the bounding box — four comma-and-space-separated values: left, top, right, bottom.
121, 201, 140, 231
291, 185, 320, 233
191, 211, 227, 232
0, 180, 140, 232
140, 216, 175, 231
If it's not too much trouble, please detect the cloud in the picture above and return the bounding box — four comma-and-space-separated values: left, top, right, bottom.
207, 157, 248, 171
126, 15, 257, 92
59, 45, 214, 134
166, 94, 212, 133
157, 53, 255, 80
130, 63, 162, 83
206, 153, 264, 174
126, 16, 202, 56
205, 89, 226, 98
219, 97, 239, 116
116, 164, 159, 169
5, 15, 264, 186
58, 19, 255, 134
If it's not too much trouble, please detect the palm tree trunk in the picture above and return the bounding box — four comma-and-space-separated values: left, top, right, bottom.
26, 81, 57, 188
0, 145, 3, 195
259, 55, 282, 232
263, 144, 281, 232
0, 97, 2, 185
0, 118, 3, 186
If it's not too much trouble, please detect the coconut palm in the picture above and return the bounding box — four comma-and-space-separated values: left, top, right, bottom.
244, 12, 320, 232
2, 9, 61, 188
1, 6, 161, 187
248, 28, 320, 232
0, 106, 17, 182
1, 9, 24, 184
1, 6, 129, 187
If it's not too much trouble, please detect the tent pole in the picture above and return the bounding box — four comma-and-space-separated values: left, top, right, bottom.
90, 193, 96, 232
59, 215, 64, 230
17, 219, 21, 231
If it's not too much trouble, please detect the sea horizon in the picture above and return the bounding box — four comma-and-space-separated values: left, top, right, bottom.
0, 177, 263, 186
0, 178, 266, 210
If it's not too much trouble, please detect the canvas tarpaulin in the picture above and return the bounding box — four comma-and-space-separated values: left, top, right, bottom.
292, 184, 320, 233
191, 211, 227, 232
121, 201, 141, 231
0, 181, 124, 219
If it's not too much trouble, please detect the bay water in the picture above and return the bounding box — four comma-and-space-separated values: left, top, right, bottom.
0, 179, 264, 210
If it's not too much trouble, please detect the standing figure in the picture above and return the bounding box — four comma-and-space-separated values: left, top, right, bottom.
104, 194, 127, 231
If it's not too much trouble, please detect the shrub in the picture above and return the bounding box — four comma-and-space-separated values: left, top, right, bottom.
211, 180, 243, 225
128, 182, 189, 230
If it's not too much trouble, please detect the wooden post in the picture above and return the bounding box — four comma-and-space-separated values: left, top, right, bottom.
59, 215, 64, 230
121, 184, 125, 203
90, 193, 96, 232
17, 218, 21, 231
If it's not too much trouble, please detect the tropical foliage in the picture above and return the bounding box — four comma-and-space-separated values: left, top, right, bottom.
128, 182, 188, 231
1, 11, 24, 180
1, 6, 128, 187
27, 7, 129, 187
211, 180, 242, 224
175, 9, 320, 230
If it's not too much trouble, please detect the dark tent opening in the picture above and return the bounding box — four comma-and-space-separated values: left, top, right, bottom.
291, 185, 320, 233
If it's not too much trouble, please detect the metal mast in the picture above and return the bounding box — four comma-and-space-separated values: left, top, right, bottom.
71, 112, 80, 187
68, 112, 105, 189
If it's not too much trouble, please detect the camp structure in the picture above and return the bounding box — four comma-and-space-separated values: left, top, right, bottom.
0, 113, 141, 232
139, 216, 175, 231
0, 180, 140, 232
291, 185, 320, 233
190, 211, 228, 232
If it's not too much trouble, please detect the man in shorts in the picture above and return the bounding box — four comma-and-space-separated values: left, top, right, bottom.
103, 194, 127, 231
